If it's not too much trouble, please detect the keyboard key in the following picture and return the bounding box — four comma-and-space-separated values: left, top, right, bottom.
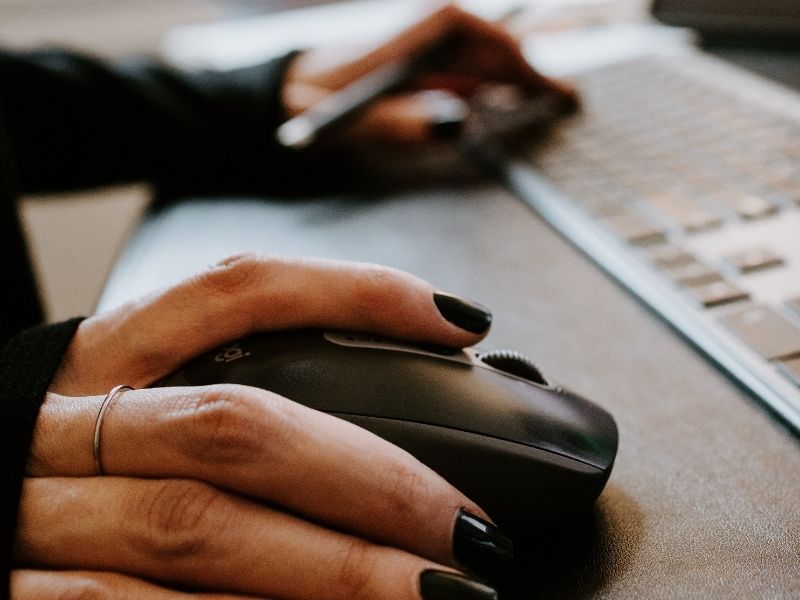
687, 280, 749, 308
646, 244, 696, 268
710, 193, 778, 219
778, 357, 800, 386
603, 213, 667, 245
666, 261, 723, 286
723, 248, 784, 274
645, 194, 723, 232
718, 305, 800, 360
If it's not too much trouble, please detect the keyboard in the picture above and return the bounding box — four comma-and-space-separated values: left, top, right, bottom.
489, 50, 800, 434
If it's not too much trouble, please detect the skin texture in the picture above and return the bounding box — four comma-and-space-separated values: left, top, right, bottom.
13, 255, 492, 599
11, 4, 573, 596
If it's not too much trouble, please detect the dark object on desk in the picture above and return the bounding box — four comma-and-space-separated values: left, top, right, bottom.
652, 0, 800, 47
157, 329, 619, 535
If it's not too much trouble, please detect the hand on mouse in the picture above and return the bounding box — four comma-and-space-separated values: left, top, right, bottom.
281, 1, 577, 146
13, 254, 511, 599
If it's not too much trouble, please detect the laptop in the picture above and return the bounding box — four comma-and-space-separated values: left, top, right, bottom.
477, 0, 800, 433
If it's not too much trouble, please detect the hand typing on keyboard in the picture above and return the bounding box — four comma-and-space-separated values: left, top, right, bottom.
280, 2, 577, 147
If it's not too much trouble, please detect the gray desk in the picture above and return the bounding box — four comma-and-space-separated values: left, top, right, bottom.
99, 163, 800, 597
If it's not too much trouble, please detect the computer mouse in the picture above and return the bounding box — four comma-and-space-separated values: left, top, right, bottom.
157, 329, 618, 535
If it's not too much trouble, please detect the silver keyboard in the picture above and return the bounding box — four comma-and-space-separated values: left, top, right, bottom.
494, 50, 800, 433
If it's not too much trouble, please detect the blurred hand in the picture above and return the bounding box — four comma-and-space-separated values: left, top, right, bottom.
13, 255, 511, 599
282, 2, 577, 146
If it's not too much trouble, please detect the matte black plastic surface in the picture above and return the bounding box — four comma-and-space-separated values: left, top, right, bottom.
158, 329, 619, 532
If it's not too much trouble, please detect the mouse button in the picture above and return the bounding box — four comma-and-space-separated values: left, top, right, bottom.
346, 354, 478, 419
323, 330, 472, 364
247, 346, 477, 418
336, 414, 610, 535
172, 335, 477, 418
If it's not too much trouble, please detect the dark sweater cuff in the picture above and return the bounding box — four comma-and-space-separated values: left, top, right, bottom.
0, 317, 84, 596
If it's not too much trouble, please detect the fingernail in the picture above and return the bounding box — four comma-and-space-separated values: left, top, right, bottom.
433, 292, 492, 334
425, 92, 468, 141
430, 114, 465, 140
453, 509, 515, 579
214, 253, 255, 267
419, 570, 498, 600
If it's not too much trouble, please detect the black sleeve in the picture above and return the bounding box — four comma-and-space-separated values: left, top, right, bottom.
0, 317, 84, 598
0, 47, 348, 198
0, 46, 357, 597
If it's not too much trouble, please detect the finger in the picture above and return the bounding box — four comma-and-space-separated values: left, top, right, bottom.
340, 80, 573, 149
285, 3, 462, 91
16, 477, 499, 600
50, 255, 492, 394
342, 89, 469, 145
11, 569, 264, 599
30, 386, 513, 578
287, 2, 576, 102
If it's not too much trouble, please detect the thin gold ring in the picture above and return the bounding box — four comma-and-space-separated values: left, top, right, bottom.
93, 384, 134, 476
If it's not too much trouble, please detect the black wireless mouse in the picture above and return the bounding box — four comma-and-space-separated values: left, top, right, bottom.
157, 329, 618, 535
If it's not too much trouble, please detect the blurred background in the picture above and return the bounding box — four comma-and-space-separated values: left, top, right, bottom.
1, 0, 645, 322
0, 0, 345, 55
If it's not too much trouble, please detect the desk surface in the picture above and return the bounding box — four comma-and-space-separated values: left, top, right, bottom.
99, 167, 800, 597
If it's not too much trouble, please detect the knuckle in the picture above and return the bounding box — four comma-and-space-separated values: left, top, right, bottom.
351, 266, 414, 321
128, 479, 226, 560
193, 253, 264, 298
379, 461, 433, 522
53, 577, 111, 600
180, 385, 263, 465
331, 539, 381, 600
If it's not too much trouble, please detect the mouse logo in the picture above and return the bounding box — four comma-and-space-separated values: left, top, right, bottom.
214, 343, 251, 363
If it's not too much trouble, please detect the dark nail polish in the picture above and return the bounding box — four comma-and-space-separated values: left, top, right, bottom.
433, 292, 492, 334
430, 115, 464, 140
453, 509, 514, 579
419, 570, 498, 600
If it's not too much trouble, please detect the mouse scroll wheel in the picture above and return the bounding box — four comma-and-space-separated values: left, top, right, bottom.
478, 350, 547, 385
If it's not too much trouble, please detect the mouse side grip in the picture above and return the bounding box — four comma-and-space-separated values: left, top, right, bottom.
335, 413, 610, 536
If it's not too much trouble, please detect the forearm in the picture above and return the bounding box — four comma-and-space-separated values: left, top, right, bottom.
0, 48, 312, 194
